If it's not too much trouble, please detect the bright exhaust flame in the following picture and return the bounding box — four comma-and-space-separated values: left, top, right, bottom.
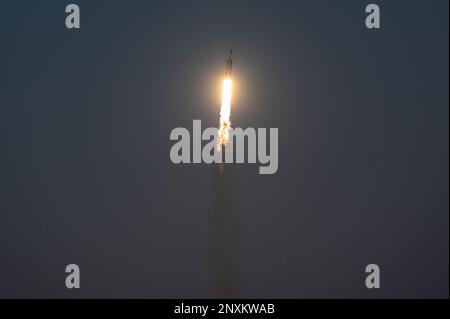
218, 77, 232, 148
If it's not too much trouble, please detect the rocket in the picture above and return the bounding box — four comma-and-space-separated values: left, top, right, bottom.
225, 49, 232, 78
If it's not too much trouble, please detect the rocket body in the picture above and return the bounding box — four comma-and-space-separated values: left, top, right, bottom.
225, 49, 232, 78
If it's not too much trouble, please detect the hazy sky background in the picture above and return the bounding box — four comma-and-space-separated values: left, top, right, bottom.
0, 0, 448, 298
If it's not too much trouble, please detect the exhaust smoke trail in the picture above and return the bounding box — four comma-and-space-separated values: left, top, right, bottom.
208, 166, 239, 297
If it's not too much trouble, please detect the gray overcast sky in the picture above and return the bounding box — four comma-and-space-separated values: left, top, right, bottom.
0, 0, 448, 298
